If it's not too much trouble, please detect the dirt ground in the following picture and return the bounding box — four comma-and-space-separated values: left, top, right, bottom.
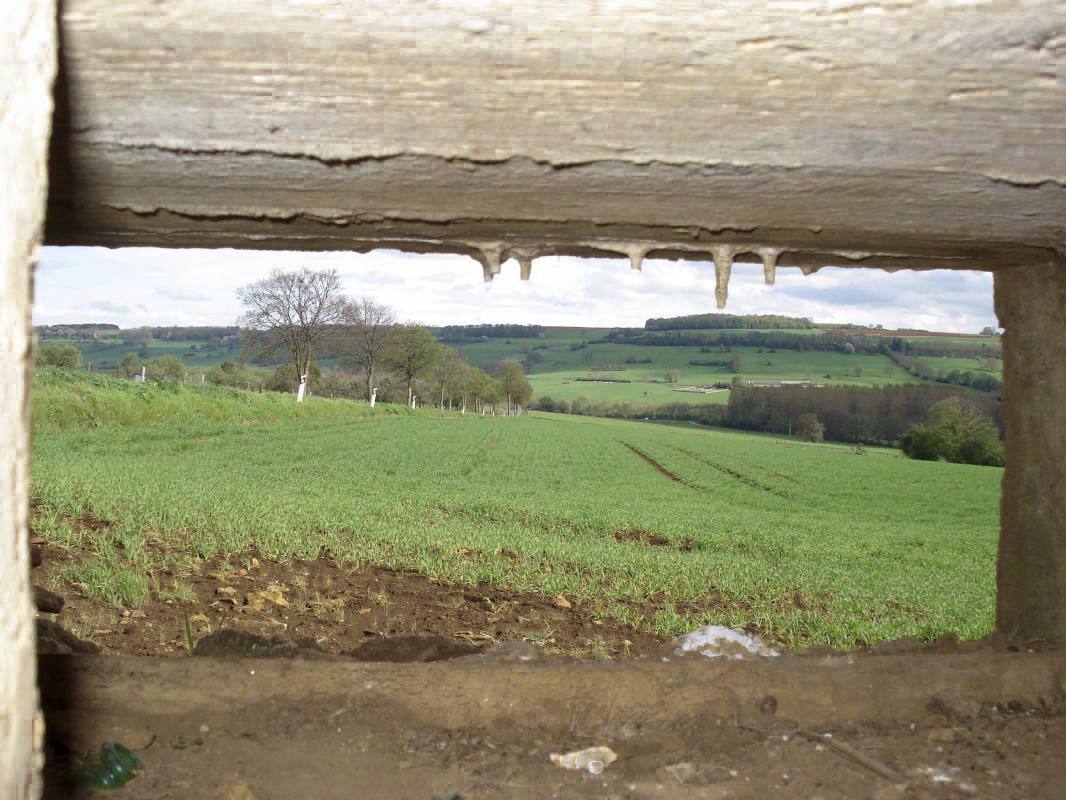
33, 541, 1066, 799
33, 538, 671, 660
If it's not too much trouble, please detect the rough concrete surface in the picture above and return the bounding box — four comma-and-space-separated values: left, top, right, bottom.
996, 264, 1066, 645
38, 650, 1066, 798
47, 0, 1065, 279
0, 0, 56, 797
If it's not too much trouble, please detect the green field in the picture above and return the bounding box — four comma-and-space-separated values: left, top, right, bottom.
47, 336, 242, 370
30, 369, 1001, 650
456, 332, 928, 406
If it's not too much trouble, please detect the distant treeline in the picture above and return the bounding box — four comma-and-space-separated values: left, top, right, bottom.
533, 384, 1000, 445
433, 324, 545, 342
724, 385, 1000, 444
145, 326, 241, 341
645, 313, 815, 331
887, 351, 1002, 393
36, 323, 119, 338
599, 328, 1001, 361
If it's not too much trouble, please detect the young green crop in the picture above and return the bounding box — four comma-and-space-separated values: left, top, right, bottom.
31, 371, 1001, 651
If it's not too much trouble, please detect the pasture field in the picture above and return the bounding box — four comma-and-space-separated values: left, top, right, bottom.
47, 336, 242, 369
919, 355, 1003, 378
30, 372, 1001, 651
457, 332, 928, 405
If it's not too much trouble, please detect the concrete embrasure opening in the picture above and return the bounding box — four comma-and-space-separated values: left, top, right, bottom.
6, 0, 1065, 795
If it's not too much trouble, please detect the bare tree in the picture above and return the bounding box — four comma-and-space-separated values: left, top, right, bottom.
237, 268, 347, 389
342, 297, 396, 401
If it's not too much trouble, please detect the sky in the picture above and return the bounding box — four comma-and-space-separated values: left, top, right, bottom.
34, 246, 999, 333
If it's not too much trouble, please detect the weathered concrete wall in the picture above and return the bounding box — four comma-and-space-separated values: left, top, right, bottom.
1, 0, 55, 795
995, 264, 1066, 644
21, 0, 1066, 680
47, 0, 1064, 294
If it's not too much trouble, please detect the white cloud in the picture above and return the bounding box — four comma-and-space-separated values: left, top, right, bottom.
34, 246, 998, 333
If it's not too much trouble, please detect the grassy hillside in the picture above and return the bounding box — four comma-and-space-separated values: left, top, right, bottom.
30, 373, 1001, 649
31, 367, 422, 429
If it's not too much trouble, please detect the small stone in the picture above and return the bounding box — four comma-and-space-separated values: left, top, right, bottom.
216, 586, 237, 598
553, 595, 571, 609
760, 695, 779, 715
930, 689, 982, 720
129, 609, 147, 619
663, 762, 695, 783
927, 727, 960, 743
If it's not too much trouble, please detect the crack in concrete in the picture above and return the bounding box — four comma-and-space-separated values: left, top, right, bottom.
78, 139, 1066, 189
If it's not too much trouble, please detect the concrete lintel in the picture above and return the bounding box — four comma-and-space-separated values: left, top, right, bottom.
46, 0, 1066, 271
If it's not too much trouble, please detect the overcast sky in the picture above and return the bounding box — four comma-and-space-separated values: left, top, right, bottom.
34, 246, 998, 333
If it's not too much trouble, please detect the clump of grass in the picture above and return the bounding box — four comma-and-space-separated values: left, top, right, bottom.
63, 555, 149, 608
158, 580, 197, 604
31, 507, 83, 548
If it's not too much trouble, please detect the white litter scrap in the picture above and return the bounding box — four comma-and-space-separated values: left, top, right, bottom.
674, 625, 779, 659
549, 746, 618, 775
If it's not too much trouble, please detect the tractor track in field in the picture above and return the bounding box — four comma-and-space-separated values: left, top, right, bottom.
671, 446, 790, 498
618, 441, 698, 488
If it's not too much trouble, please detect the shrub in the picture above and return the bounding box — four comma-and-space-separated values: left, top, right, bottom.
795, 412, 825, 443
38, 342, 81, 369
900, 398, 1004, 467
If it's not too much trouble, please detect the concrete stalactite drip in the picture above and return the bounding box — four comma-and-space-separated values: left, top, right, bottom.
759, 247, 781, 285
620, 243, 654, 272
711, 244, 738, 309
473, 244, 505, 283
504, 247, 538, 281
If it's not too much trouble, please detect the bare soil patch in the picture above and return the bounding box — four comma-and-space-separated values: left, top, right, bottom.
34, 540, 669, 660
612, 529, 698, 554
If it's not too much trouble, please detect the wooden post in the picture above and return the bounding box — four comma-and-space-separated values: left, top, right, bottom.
1, 0, 55, 795
995, 264, 1066, 644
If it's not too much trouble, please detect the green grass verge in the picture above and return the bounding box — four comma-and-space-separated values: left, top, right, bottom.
31, 367, 423, 429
